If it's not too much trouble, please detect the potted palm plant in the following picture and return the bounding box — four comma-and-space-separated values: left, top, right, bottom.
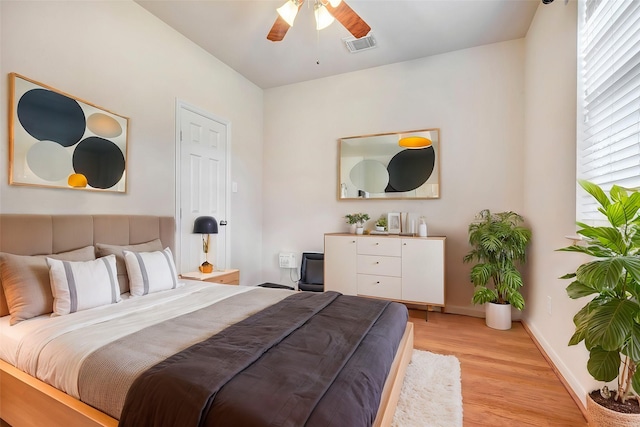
558, 180, 640, 425
463, 209, 531, 330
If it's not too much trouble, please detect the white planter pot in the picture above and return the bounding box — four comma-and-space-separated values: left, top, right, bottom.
356, 227, 364, 235
485, 302, 512, 330
349, 224, 357, 234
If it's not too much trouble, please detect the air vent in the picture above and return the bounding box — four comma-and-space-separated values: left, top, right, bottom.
343, 34, 377, 53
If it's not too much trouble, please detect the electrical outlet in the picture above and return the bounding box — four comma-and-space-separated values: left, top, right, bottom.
278, 253, 296, 269
546, 296, 552, 315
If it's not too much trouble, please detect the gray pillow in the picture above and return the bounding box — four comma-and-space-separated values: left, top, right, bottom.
0, 246, 96, 325
305, 259, 324, 285
96, 239, 163, 294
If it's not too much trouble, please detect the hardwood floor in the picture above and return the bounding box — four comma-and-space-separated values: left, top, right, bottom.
410, 309, 587, 427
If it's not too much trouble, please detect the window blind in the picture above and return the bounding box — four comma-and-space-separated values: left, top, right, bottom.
577, 0, 640, 223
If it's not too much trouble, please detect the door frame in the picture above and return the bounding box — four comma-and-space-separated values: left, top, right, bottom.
174, 99, 232, 271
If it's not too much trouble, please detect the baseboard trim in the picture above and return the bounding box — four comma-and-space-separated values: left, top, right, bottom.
443, 304, 523, 321
521, 320, 588, 421
442, 305, 484, 317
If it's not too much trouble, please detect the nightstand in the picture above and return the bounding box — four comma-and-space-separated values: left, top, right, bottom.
180, 269, 240, 285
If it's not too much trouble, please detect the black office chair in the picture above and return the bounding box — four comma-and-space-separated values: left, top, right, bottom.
298, 252, 324, 292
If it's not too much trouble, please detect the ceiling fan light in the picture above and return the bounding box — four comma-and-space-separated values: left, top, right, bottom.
277, 0, 299, 27
315, 4, 335, 30
398, 136, 432, 149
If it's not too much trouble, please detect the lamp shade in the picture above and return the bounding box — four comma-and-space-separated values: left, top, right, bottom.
193, 216, 218, 234
315, 3, 335, 30
277, 0, 299, 26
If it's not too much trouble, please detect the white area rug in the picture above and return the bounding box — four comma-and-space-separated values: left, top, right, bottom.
392, 349, 463, 427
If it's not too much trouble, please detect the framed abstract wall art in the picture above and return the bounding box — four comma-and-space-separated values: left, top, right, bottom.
338, 128, 440, 200
9, 73, 129, 192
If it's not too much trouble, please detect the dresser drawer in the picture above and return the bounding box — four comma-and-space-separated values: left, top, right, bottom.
357, 274, 402, 299
357, 238, 401, 257
357, 255, 401, 277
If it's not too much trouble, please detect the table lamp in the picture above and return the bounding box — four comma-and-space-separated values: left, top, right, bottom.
193, 216, 218, 273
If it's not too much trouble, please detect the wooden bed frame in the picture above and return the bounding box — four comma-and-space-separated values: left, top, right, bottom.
0, 214, 414, 426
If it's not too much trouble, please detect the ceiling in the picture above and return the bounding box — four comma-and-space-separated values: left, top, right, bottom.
136, 0, 540, 89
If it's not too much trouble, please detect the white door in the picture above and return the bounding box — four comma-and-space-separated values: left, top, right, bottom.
176, 102, 229, 274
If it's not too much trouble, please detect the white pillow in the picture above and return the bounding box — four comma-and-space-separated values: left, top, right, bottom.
123, 247, 179, 296
46, 255, 121, 316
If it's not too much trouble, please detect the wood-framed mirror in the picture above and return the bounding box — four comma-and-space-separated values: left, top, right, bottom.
338, 128, 440, 200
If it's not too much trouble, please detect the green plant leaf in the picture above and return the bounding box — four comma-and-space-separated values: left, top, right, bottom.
586, 300, 637, 351
470, 263, 493, 287
606, 201, 632, 229
580, 180, 611, 209
619, 257, 640, 284
609, 185, 628, 203
587, 346, 620, 382
627, 279, 640, 302
619, 189, 640, 221
505, 290, 525, 310
557, 244, 613, 257
578, 226, 626, 254
633, 365, 640, 395
570, 304, 598, 346
622, 321, 640, 362
471, 287, 497, 305
566, 280, 598, 299
568, 329, 586, 346
576, 258, 623, 291
559, 272, 576, 280
501, 267, 524, 290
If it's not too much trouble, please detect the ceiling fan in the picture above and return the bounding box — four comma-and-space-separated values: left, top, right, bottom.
267, 0, 371, 42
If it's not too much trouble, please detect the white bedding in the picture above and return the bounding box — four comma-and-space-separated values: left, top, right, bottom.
0, 281, 256, 398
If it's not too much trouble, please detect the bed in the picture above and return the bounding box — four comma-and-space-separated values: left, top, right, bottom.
0, 214, 414, 427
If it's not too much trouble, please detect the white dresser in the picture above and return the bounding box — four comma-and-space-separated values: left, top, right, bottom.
324, 233, 445, 307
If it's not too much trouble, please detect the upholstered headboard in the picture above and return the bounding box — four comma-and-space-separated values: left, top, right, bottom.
0, 214, 175, 317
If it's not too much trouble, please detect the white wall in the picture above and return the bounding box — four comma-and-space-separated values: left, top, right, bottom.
523, 0, 595, 406
0, 1, 264, 286
263, 40, 526, 311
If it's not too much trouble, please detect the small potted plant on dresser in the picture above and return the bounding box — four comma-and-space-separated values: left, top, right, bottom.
463, 209, 531, 330
558, 180, 640, 425
345, 213, 369, 234
375, 216, 387, 232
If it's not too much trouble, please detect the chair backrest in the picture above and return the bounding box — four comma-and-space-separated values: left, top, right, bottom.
299, 252, 324, 285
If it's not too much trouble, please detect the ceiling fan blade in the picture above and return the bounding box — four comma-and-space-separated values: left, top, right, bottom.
267, 0, 305, 42
267, 15, 290, 42
326, 1, 371, 39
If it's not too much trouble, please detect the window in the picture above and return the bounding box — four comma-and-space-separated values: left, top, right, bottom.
577, 0, 640, 223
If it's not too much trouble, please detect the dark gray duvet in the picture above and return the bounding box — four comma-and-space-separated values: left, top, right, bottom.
119, 291, 408, 427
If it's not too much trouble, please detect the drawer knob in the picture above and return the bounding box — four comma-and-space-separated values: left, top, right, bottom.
375, 261, 380, 264
375, 242, 379, 245
376, 281, 380, 284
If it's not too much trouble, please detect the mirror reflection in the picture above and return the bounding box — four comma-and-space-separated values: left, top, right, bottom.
339, 128, 440, 199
